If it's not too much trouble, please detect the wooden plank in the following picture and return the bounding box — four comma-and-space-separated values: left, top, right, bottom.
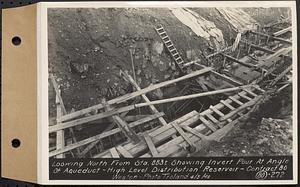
206, 46, 233, 58
52, 75, 81, 155
206, 113, 219, 123
49, 113, 164, 157
109, 147, 120, 158
176, 61, 243, 86
220, 100, 235, 110
209, 106, 225, 117
116, 146, 134, 158
229, 96, 243, 105
270, 65, 292, 86
50, 105, 135, 133
55, 94, 64, 158
128, 112, 164, 128
209, 70, 243, 86
50, 74, 66, 114
59, 68, 212, 122
155, 145, 182, 157
238, 92, 252, 101
220, 53, 256, 68
124, 115, 149, 122
219, 96, 262, 122
206, 113, 223, 128
243, 88, 257, 97
182, 126, 207, 140
273, 26, 291, 37
252, 85, 265, 93
143, 125, 207, 158
263, 18, 290, 28
250, 30, 292, 45
171, 122, 196, 149
134, 85, 253, 107
199, 116, 217, 132
240, 40, 275, 54
143, 133, 159, 157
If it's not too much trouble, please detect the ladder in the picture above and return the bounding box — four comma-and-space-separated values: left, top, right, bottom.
96, 85, 265, 158
197, 87, 262, 133
155, 25, 185, 72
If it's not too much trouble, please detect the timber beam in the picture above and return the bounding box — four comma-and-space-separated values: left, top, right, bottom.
273, 26, 292, 37
249, 30, 292, 45
240, 40, 275, 54
183, 60, 244, 86
220, 53, 257, 68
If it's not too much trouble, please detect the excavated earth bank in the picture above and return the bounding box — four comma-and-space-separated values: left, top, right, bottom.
48, 7, 292, 156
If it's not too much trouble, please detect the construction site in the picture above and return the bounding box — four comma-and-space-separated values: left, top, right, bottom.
48, 7, 293, 158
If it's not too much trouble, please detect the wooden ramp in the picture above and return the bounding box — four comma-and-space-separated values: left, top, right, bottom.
94, 85, 265, 158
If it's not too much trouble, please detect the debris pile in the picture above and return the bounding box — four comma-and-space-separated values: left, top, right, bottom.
205, 116, 293, 156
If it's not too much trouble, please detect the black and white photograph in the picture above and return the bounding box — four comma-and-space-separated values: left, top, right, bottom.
48, 5, 294, 158
45, 1, 297, 183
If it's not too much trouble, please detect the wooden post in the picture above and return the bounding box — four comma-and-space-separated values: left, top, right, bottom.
270, 65, 292, 86
50, 74, 80, 156
133, 85, 253, 107
55, 91, 65, 158
143, 133, 159, 157
236, 47, 241, 59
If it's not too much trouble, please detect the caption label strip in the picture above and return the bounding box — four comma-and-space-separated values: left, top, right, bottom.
50, 156, 292, 180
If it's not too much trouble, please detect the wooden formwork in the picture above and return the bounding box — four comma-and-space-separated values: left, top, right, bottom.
49, 24, 293, 158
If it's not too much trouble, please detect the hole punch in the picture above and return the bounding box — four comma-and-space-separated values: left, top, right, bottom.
12, 36, 22, 46
11, 139, 21, 148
